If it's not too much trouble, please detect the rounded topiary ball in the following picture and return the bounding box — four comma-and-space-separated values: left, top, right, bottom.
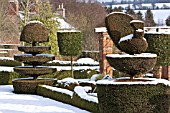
20, 21, 49, 43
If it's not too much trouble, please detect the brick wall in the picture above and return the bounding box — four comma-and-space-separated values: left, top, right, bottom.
99, 32, 113, 76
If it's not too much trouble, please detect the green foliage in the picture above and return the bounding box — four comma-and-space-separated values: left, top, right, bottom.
145, 33, 170, 66
0, 72, 27, 85
13, 78, 55, 94
165, 15, 170, 26
31, 1, 59, 55
0, 71, 10, 85
97, 83, 170, 113
0, 59, 21, 67
37, 85, 99, 113
37, 85, 73, 104
55, 69, 98, 80
57, 32, 82, 56
105, 13, 134, 48
107, 56, 157, 78
119, 37, 148, 54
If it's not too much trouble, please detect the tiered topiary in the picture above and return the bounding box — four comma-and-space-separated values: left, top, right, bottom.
105, 12, 156, 79
13, 21, 56, 94
96, 12, 170, 113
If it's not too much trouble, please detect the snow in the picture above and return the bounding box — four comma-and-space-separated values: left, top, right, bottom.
26, 20, 43, 25
90, 74, 101, 81
118, 34, 133, 43
130, 20, 144, 23
106, 53, 157, 58
49, 58, 99, 66
41, 85, 73, 97
0, 66, 14, 72
0, 57, 14, 60
57, 78, 79, 87
97, 77, 170, 86
74, 86, 98, 103
76, 58, 99, 65
0, 85, 90, 113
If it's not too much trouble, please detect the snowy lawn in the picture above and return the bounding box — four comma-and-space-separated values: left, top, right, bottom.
0, 85, 90, 113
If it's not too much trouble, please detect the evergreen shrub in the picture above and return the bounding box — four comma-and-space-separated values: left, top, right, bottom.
145, 33, 170, 66
37, 85, 73, 104
0, 59, 21, 67
0, 72, 26, 85
20, 22, 49, 43
97, 83, 170, 113
0, 72, 10, 85
57, 32, 82, 56
105, 12, 133, 48
37, 85, 99, 113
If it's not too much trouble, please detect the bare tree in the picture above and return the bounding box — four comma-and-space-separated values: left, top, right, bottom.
50, 0, 107, 51
0, 0, 19, 44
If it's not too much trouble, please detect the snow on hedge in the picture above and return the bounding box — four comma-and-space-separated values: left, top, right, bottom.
97, 77, 170, 86
74, 86, 98, 103
41, 85, 74, 96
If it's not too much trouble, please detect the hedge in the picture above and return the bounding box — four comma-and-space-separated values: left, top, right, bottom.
0, 69, 99, 85
97, 79, 170, 113
0, 72, 26, 85
37, 85, 99, 113
145, 33, 170, 66
0, 59, 21, 67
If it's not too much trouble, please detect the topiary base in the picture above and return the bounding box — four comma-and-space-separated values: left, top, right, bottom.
96, 78, 170, 113
12, 78, 55, 94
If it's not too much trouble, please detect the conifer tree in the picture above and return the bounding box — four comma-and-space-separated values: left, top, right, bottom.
144, 9, 156, 27
32, 1, 59, 55
136, 11, 143, 20
125, 6, 136, 18
165, 15, 170, 26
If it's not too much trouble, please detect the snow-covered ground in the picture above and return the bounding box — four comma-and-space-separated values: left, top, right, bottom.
0, 85, 90, 113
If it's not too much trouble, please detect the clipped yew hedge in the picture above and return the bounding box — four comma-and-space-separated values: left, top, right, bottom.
57, 32, 82, 56
0, 72, 26, 85
37, 85, 99, 113
0, 72, 10, 85
0, 59, 21, 67
145, 33, 170, 66
97, 83, 170, 113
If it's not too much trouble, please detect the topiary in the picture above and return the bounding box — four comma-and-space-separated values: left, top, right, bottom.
57, 31, 82, 78
105, 12, 134, 49
20, 21, 49, 44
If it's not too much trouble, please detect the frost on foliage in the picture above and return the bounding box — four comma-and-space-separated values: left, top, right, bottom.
74, 86, 98, 103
